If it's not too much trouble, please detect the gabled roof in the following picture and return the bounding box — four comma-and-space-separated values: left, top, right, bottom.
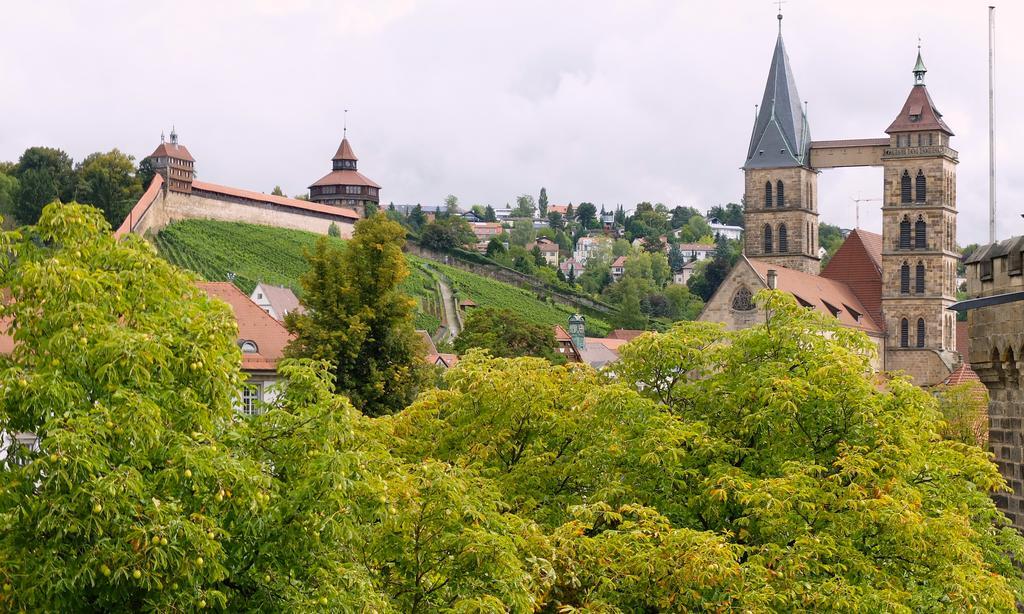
254, 283, 303, 321
746, 257, 882, 335
942, 363, 981, 386
333, 137, 358, 162
611, 256, 627, 268
607, 329, 644, 341
416, 330, 438, 355
820, 229, 884, 331
745, 29, 811, 169
148, 141, 195, 162
196, 282, 293, 372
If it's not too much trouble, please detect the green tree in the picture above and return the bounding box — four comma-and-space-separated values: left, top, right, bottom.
0, 171, 19, 228
483, 204, 497, 222
663, 283, 704, 320
408, 204, 427, 230
687, 235, 737, 301
327, 221, 341, 237
137, 157, 157, 191
669, 205, 701, 229
485, 236, 506, 258
75, 149, 144, 226
453, 307, 561, 361
707, 202, 744, 227
818, 222, 845, 266
13, 146, 75, 224
419, 216, 476, 251
444, 193, 459, 214
575, 202, 597, 229
547, 210, 564, 230
614, 204, 626, 226
285, 214, 427, 416
538, 187, 548, 217
509, 219, 535, 247
513, 194, 536, 218
614, 278, 648, 329
271, 185, 285, 196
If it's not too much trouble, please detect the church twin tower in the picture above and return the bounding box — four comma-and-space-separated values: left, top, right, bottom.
743, 16, 959, 366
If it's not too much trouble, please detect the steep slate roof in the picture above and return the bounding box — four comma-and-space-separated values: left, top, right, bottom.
197, 282, 292, 372
885, 51, 953, 135
744, 25, 811, 169
820, 229, 884, 332
747, 257, 882, 335
148, 141, 195, 162
333, 137, 358, 161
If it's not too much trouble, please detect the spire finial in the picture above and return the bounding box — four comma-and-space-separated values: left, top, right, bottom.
775, 0, 786, 33
913, 39, 927, 85
170, 125, 178, 145
160, 131, 165, 144
343, 109, 348, 139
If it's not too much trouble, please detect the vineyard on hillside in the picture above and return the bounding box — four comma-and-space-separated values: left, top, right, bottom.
153, 220, 442, 332
424, 261, 612, 337
151, 220, 608, 336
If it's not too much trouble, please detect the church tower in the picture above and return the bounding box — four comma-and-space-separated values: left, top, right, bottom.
742, 14, 819, 274
880, 49, 959, 364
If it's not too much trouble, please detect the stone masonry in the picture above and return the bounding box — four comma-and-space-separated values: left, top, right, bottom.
743, 166, 820, 275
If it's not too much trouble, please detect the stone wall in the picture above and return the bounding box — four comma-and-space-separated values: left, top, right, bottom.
743, 166, 820, 274
965, 249, 1024, 531
129, 188, 355, 239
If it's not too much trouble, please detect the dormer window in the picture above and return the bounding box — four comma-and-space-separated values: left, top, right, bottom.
821, 300, 841, 319
239, 340, 259, 353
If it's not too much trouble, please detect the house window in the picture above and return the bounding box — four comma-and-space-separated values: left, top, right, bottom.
915, 262, 925, 293
239, 340, 259, 353
899, 217, 911, 249
900, 262, 910, 294
915, 170, 926, 203
763, 225, 773, 254
900, 318, 909, 347
778, 223, 788, 252
345, 185, 362, 195
764, 182, 772, 208
900, 171, 912, 203
322, 185, 337, 195
776, 180, 785, 207
240, 384, 263, 416
916, 318, 926, 348
915, 216, 926, 249
731, 287, 755, 311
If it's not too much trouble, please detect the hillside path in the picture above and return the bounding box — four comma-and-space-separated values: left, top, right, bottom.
434, 270, 462, 341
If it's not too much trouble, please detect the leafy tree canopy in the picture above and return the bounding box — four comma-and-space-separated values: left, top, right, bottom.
75, 149, 144, 226
453, 307, 562, 361
13, 146, 75, 224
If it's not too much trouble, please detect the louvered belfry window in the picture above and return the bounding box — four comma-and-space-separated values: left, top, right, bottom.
901, 171, 912, 204
915, 262, 925, 293
917, 318, 926, 348
900, 217, 911, 249
915, 216, 926, 249
763, 225, 773, 253
776, 180, 784, 207
915, 170, 926, 203
900, 319, 909, 348
778, 224, 788, 252
900, 262, 910, 294
765, 182, 772, 208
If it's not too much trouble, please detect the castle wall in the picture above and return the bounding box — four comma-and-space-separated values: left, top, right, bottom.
126, 187, 355, 239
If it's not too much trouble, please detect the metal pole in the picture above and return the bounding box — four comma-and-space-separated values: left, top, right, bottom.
989, 6, 996, 243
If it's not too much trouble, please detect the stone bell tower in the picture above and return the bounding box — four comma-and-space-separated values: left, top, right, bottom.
880, 48, 960, 377
742, 13, 820, 274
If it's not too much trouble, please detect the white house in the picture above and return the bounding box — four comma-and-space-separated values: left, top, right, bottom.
707, 217, 743, 241
611, 256, 627, 282
573, 236, 611, 267
677, 243, 716, 261
250, 283, 304, 321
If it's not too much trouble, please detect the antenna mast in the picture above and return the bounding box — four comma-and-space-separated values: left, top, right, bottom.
988, 6, 997, 243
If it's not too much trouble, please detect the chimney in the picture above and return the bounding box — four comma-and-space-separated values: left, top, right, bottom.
767, 269, 777, 290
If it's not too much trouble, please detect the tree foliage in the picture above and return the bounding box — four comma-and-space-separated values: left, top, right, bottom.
453, 307, 562, 362
12, 147, 75, 224
285, 214, 427, 416
75, 149, 144, 226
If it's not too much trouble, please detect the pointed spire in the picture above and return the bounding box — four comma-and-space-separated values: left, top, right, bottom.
744, 16, 810, 169
333, 138, 358, 162
913, 43, 927, 85
170, 126, 178, 145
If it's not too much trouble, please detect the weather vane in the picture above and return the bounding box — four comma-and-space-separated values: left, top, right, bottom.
343, 109, 348, 138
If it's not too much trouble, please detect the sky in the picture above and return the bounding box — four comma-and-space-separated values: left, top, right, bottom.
1, 0, 1020, 245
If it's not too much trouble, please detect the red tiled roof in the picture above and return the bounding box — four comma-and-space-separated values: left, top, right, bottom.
458, 298, 477, 307
607, 329, 644, 341
611, 256, 627, 268
821, 229, 884, 332
193, 180, 360, 220
197, 282, 292, 372
148, 142, 195, 162
747, 257, 882, 335
548, 204, 569, 214
114, 174, 164, 238
886, 85, 953, 135
333, 137, 358, 161
587, 337, 628, 354
308, 170, 381, 190
554, 325, 572, 342
942, 362, 981, 386
255, 283, 303, 320
677, 243, 716, 252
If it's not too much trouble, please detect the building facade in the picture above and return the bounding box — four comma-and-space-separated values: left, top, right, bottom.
308, 136, 381, 216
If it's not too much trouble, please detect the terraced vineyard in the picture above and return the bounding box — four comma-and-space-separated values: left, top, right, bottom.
153, 220, 442, 332
425, 261, 612, 337
152, 219, 606, 336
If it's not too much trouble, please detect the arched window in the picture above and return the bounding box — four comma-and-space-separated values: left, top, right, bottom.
778, 223, 788, 252
807, 221, 812, 254
763, 224, 773, 254
900, 170, 912, 203
900, 262, 910, 294
776, 180, 785, 207
900, 318, 909, 348
916, 318, 926, 348
764, 182, 773, 208
899, 217, 911, 249
915, 216, 926, 249
731, 287, 755, 311
915, 262, 925, 294
915, 170, 926, 203
239, 340, 259, 353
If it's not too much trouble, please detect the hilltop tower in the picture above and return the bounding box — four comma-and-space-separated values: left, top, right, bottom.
879, 49, 960, 368
308, 135, 381, 217
146, 128, 195, 194
742, 14, 819, 274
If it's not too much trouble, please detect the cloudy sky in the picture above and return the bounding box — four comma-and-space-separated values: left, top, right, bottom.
1, 0, 1020, 244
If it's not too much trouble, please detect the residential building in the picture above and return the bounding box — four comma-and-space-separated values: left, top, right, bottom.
250, 283, 304, 322
470, 222, 503, 251
308, 135, 381, 217
677, 243, 716, 261
673, 260, 698, 285
573, 236, 611, 266
610, 256, 627, 282
559, 257, 580, 280
707, 217, 744, 241
529, 238, 559, 266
